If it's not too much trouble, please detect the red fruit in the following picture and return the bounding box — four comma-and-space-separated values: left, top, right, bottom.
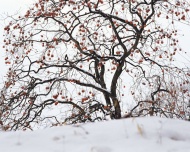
53, 94, 59, 99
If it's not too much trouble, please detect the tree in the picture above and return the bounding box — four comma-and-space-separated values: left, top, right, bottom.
0, 0, 190, 130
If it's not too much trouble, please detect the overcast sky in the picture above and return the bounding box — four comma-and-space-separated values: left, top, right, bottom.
0, 0, 34, 86
0, 1, 189, 87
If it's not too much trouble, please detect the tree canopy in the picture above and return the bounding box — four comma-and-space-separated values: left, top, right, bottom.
0, 0, 190, 130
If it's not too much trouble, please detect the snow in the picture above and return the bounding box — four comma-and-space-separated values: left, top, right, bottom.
1, 117, 190, 152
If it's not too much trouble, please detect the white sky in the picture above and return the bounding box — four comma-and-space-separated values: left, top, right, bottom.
0, 0, 189, 87
0, 0, 34, 86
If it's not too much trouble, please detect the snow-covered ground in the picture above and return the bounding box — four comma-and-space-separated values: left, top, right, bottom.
1, 117, 190, 152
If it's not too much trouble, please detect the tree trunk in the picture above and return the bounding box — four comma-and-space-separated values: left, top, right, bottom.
112, 97, 121, 119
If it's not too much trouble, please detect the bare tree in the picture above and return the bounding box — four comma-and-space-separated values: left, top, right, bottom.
0, 0, 190, 130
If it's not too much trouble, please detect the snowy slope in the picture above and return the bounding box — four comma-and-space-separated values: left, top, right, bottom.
1, 117, 190, 152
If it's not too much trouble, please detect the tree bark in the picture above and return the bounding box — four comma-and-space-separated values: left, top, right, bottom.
112, 97, 121, 119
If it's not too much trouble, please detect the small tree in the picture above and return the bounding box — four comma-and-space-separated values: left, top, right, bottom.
0, 0, 190, 130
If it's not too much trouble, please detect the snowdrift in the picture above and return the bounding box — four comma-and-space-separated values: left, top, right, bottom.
1, 117, 190, 152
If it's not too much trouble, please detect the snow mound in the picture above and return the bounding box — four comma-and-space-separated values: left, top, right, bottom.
0, 117, 190, 152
